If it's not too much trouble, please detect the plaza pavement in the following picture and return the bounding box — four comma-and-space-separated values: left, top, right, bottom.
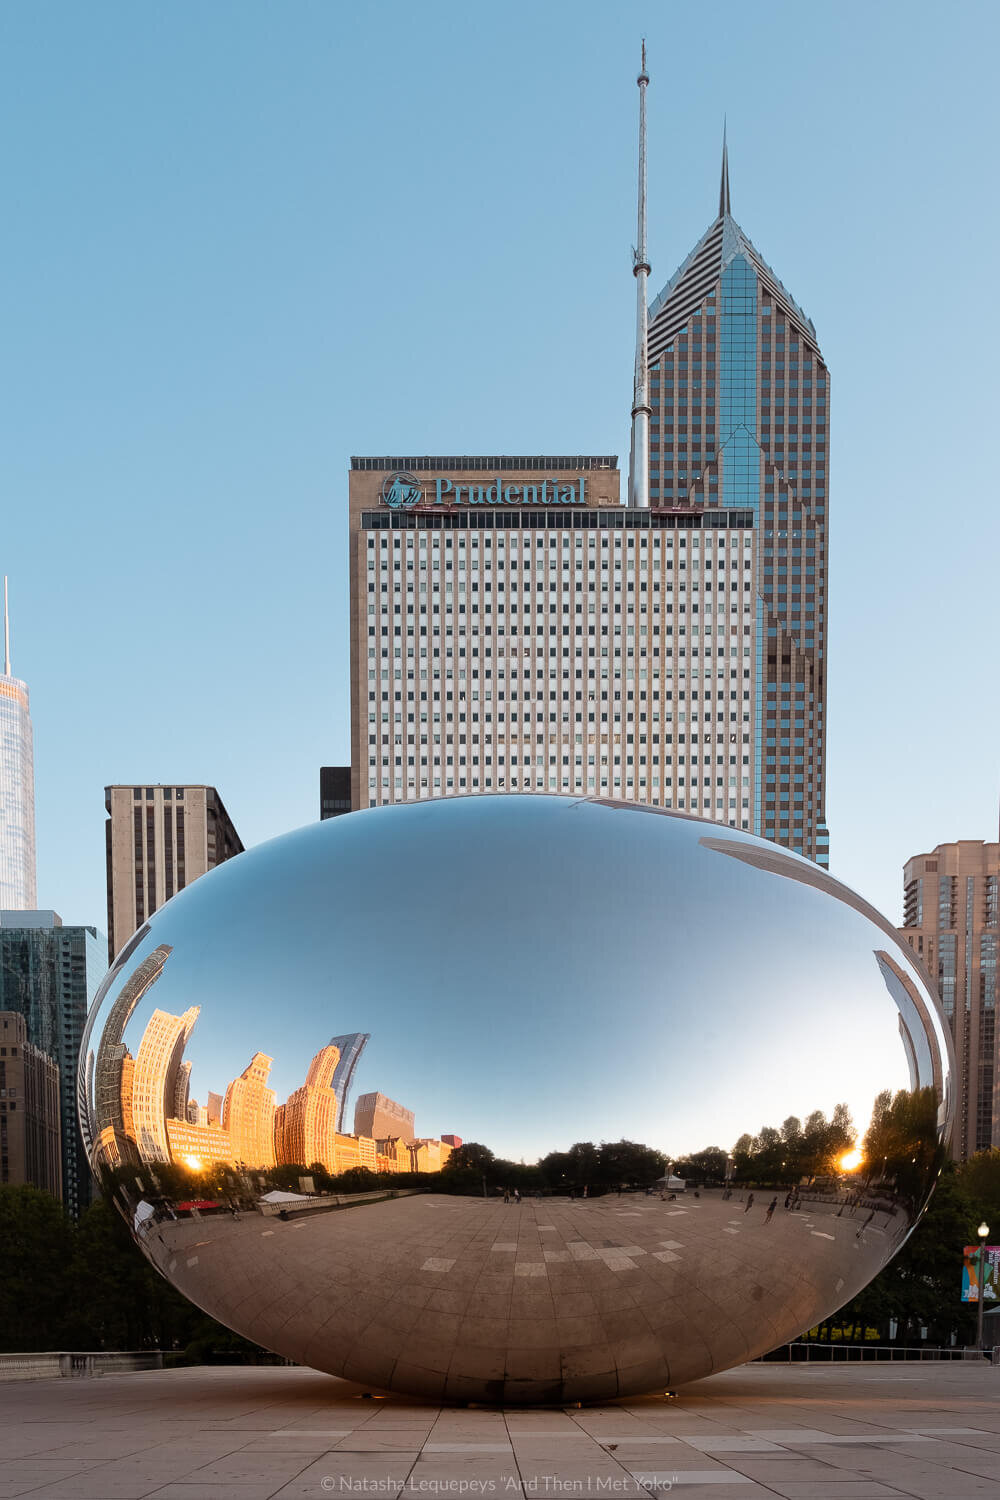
2, 1361, 1000, 1499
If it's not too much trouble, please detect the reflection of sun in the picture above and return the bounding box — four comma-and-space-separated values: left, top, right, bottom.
839, 1148, 863, 1172
183, 1154, 202, 1171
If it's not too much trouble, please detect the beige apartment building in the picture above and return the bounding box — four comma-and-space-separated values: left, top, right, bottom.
104, 785, 244, 963
899, 838, 999, 1159
349, 456, 757, 823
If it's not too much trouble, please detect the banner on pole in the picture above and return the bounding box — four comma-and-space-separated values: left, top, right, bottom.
961, 1245, 1000, 1303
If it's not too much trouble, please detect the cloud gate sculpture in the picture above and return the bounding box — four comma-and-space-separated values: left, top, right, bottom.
79, 795, 953, 1403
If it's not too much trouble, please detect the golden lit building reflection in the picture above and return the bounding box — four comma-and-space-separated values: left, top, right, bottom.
223, 1052, 276, 1168
132, 1006, 199, 1163
107, 1004, 456, 1177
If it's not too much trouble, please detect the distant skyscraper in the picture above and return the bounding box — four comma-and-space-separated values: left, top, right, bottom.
0, 1011, 61, 1198
222, 1051, 277, 1168
0, 579, 37, 908
899, 838, 999, 1159
354, 1091, 415, 1144
0, 911, 106, 1216
345, 70, 829, 863
327, 1032, 370, 1131
86, 938, 171, 1172
131, 1005, 200, 1163
274, 1044, 342, 1170
320, 767, 352, 820
104, 785, 244, 963
643, 131, 830, 863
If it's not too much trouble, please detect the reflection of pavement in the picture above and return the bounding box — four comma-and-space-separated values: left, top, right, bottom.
145, 1190, 912, 1402
0, 1361, 994, 1497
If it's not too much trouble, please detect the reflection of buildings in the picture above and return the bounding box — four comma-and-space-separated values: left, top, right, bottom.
355, 1091, 414, 1143
132, 1005, 199, 1162
0, 1011, 61, 1197
275, 1045, 343, 1170
223, 1052, 276, 1167
328, 1033, 370, 1132
104, 784, 244, 964
0, 910, 107, 1217
92, 942, 173, 1171
900, 838, 999, 1159
100, 998, 455, 1178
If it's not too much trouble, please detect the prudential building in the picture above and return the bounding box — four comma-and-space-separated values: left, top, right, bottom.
349, 54, 829, 867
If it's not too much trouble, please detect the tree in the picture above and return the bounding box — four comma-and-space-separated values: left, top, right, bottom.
841, 1164, 977, 1346
0, 1186, 74, 1350
442, 1142, 494, 1173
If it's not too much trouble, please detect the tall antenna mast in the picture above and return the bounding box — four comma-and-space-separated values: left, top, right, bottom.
3, 577, 9, 677
629, 40, 651, 510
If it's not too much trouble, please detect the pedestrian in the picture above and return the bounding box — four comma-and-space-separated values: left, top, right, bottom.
784, 1191, 792, 1210
744, 1192, 754, 1214
765, 1197, 777, 1223
503, 1188, 510, 1205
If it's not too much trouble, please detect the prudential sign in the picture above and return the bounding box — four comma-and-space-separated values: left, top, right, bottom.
380, 472, 586, 510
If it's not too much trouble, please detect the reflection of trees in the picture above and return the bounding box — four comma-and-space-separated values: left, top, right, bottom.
726, 1104, 856, 1186
441, 1139, 666, 1195
862, 1086, 945, 1209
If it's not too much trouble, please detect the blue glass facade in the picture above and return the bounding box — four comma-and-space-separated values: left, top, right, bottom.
718, 256, 764, 838
0, 913, 107, 1215
645, 202, 829, 864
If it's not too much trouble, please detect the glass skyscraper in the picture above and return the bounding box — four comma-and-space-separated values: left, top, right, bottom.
645, 155, 830, 863
0, 911, 107, 1216
0, 579, 37, 908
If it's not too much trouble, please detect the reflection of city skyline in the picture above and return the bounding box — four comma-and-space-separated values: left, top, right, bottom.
91, 978, 459, 1178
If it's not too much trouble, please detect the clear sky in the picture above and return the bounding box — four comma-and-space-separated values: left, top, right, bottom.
1, 0, 997, 940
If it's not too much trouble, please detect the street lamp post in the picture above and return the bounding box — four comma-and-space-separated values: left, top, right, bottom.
977, 1221, 990, 1354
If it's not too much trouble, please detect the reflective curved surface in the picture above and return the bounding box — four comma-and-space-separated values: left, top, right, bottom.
79, 795, 953, 1403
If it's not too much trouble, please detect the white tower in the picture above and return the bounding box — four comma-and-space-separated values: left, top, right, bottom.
0, 577, 37, 909
628, 41, 651, 510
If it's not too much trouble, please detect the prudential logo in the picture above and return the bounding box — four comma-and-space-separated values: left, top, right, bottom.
380, 472, 423, 510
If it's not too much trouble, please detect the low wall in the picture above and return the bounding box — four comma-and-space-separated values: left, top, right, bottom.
0, 1351, 164, 1382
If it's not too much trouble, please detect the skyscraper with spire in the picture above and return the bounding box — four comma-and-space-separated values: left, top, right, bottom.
0, 578, 37, 908
642, 117, 831, 864
346, 50, 828, 859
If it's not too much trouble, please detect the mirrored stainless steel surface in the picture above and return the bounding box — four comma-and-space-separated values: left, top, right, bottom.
79, 795, 953, 1402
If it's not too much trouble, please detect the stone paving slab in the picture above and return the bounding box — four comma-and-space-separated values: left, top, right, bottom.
1, 1363, 1000, 1497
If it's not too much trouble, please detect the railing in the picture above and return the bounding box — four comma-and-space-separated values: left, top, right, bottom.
758, 1342, 995, 1363
0, 1351, 163, 1382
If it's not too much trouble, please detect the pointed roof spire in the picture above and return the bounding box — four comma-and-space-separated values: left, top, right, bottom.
719, 118, 731, 218
3, 577, 9, 677
629, 38, 651, 510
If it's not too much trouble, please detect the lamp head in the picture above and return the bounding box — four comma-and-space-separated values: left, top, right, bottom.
979, 1222, 990, 1240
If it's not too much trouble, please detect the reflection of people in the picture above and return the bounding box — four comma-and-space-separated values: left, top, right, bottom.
856, 1210, 875, 1239
744, 1193, 755, 1214
765, 1197, 777, 1223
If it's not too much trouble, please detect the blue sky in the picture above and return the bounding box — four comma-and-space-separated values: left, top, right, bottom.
1, 0, 997, 939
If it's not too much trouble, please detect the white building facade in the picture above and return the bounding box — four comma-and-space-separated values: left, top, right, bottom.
0, 579, 37, 908
350, 458, 756, 823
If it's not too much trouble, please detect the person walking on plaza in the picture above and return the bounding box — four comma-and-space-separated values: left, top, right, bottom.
744, 1192, 755, 1214
503, 1188, 510, 1204
765, 1197, 777, 1223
